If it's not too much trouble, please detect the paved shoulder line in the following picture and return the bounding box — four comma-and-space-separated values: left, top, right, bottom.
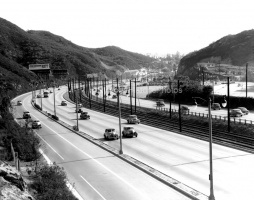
31, 92, 208, 200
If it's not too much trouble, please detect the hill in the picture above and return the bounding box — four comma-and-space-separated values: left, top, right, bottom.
0, 17, 155, 83
178, 30, 254, 79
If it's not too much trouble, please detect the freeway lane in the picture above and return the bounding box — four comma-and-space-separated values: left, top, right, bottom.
13, 92, 191, 200
40, 87, 254, 200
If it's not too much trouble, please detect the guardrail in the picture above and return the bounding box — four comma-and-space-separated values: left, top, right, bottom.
155, 106, 254, 125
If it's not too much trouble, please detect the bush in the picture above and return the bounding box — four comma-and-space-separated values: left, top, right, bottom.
31, 163, 78, 200
51, 115, 59, 120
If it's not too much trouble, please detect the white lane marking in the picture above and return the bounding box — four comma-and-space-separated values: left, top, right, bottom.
39, 149, 84, 200
80, 175, 107, 200
35, 132, 64, 160
32, 114, 145, 198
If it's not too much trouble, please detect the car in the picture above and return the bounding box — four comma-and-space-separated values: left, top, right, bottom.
181, 105, 189, 114
17, 100, 22, 106
127, 115, 140, 124
61, 101, 67, 106
37, 94, 42, 98
112, 94, 117, 99
237, 107, 249, 115
77, 103, 82, 108
80, 112, 90, 119
230, 109, 243, 117
104, 128, 119, 140
23, 111, 31, 119
156, 99, 165, 107
50, 90, 53, 93
32, 120, 42, 129
122, 127, 138, 138
58, 88, 60, 90
75, 108, 83, 113
211, 103, 221, 110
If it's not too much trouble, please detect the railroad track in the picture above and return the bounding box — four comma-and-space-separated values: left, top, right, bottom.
71, 93, 254, 153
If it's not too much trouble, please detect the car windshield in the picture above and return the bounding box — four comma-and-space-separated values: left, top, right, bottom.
106, 129, 115, 132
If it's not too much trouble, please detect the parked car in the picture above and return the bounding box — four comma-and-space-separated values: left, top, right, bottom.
77, 103, 82, 108
75, 108, 83, 113
127, 115, 140, 124
230, 109, 243, 117
17, 100, 22, 106
50, 90, 53, 93
122, 127, 138, 137
112, 94, 117, 99
32, 120, 42, 129
156, 99, 165, 107
61, 101, 67, 106
23, 111, 31, 119
80, 112, 90, 119
211, 103, 221, 110
104, 128, 119, 140
181, 105, 189, 114
37, 94, 42, 98
237, 107, 249, 115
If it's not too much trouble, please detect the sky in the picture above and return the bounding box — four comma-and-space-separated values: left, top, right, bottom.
1, 0, 254, 56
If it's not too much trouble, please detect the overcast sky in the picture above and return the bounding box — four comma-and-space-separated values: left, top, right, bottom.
1, 0, 254, 56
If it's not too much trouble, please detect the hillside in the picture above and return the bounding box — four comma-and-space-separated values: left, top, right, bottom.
0, 17, 155, 83
178, 30, 254, 79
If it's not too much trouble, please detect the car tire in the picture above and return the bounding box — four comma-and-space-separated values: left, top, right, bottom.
135, 132, 138, 137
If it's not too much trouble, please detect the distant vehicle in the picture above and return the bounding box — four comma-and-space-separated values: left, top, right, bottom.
122, 127, 138, 138
80, 112, 90, 119
17, 100, 22, 106
75, 108, 83, 113
211, 103, 221, 110
44, 91, 49, 98
32, 120, 42, 129
37, 94, 42, 98
181, 105, 189, 114
112, 94, 117, 99
77, 103, 82, 108
127, 115, 140, 124
104, 128, 119, 140
230, 109, 243, 117
61, 101, 67, 106
237, 107, 249, 115
156, 99, 165, 107
58, 87, 60, 90
23, 111, 31, 119
50, 90, 53, 93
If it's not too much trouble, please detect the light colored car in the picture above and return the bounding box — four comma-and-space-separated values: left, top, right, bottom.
77, 103, 82, 108
104, 129, 119, 140
37, 94, 42, 98
23, 111, 31, 119
237, 107, 249, 115
61, 101, 67, 106
122, 127, 138, 138
230, 109, 243, 117
127, 115, 140, 124
156, 99, 165, 107
80, 112, 90, 119
32, 120, 42, 129
17, 100, 22, 106
211, 103, 221, 110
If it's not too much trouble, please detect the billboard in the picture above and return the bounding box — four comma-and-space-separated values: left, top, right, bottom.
29, 64, 50, 70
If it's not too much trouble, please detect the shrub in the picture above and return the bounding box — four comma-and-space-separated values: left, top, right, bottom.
31, 163, 78, 200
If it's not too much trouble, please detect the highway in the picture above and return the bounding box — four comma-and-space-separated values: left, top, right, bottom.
12, 92, 191, 200
13, 88, 254, 200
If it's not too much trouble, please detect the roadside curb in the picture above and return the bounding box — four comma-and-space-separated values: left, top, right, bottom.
31, 93, 208, 200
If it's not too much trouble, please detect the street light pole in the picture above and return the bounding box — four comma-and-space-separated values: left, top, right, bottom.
227, 77, 230, 133
169, 79, 172, 119
193, 97, 215, 200
246, 62, 248, 98
53, 84, 56, 116
116, 78, 123, 154
130, 80, 132, 115
178, 80, 182, 132
135, 78, 137, 113
76, 90, 79, 131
